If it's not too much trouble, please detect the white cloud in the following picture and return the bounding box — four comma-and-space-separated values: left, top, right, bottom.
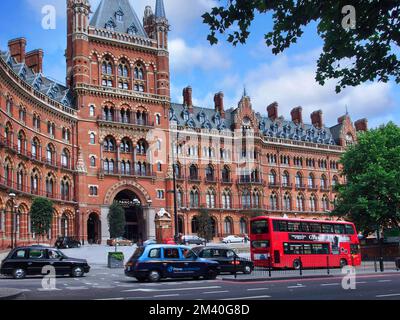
169, 38, 231, 73
242, 53, 395, 127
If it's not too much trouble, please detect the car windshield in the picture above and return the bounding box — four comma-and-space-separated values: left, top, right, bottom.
183, 249, 197, 260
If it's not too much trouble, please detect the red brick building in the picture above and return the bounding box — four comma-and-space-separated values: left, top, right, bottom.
0, 0, 367, 249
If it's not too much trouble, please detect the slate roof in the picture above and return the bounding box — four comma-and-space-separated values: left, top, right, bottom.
155, 0, 166, 19
90, 0, 147, 38
170, 103, 341, 146
0, 51, 75, 109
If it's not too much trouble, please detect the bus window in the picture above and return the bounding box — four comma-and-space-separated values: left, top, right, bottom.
283, 243, 303, 255
345, 225, 355, 235
273, 220, 288, 232
334, 224, 345, 234
322, 224, 334, 234
312, 244, 330, 254
303, 244, 312, 254
251, 220, 268, 234
309, 223, 322, 233
288, 222, 301, 232
251, 241, 270, 249
300, 222, 310, 232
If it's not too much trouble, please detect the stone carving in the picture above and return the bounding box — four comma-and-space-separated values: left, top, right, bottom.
156, 208, 171, 219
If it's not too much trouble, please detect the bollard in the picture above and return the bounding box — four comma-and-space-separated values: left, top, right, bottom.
374, 257, 378, 272
379, 257, 384, 272
268, 256, 272, 278
299, 257, 303, 276
327, 256, 330, 275
234, 254, 237, 279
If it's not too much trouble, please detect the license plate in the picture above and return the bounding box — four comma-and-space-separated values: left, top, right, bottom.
254, 253, 270, 260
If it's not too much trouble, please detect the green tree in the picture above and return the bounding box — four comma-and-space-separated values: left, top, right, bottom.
30, 197, 54, 243
332, 122, 400, 236
197, 208, 213, 243
108, 202, 126, 239
202, 1, 400, 92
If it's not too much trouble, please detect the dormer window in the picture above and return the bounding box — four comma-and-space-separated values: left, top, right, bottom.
115, 9, 124, 22
105, 19, 116, 31
127, 25, 138, 35
20, 68, 27, 80
183, 111, 189, 121
199, 112, 206, 123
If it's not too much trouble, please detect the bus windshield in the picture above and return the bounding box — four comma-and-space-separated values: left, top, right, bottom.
251, 220, 268, 234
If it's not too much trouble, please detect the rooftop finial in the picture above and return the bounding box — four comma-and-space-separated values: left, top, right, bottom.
155, 0, 166, 18
243, 85, 247, 97
345, 105, 349, 116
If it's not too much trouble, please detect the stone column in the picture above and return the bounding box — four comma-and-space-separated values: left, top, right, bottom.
100, 205, 110, 244
143, 205, 156, 240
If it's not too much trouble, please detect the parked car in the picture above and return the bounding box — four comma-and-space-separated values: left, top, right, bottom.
143, 239, 157, 247
54, 236, 81, 249
107, 238, 133, 247
0, 246, 90, 279
192, 246, 254, 274
124, 245, 220, 282
181, 235, 206, 245
222, 235, 245, 244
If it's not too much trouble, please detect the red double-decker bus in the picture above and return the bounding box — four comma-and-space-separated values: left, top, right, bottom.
250, 216, 362, 269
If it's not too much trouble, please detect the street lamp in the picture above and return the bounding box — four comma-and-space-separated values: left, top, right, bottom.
171, 131, 180, 243
9, 192, 16, 249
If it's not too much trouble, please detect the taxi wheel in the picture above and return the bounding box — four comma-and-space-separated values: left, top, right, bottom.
136, 277, 146, 283
148, 270, 161, 282
243, 265, 252, 274
293, 259, 302, 270
340, 259, 348, 268
13, 268, 26, 280
71, 266, 84, 278
205, 269, 218, 280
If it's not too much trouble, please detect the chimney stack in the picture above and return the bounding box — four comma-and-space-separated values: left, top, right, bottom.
8, 38, 27, 63
267, 102, 278, 121
354, 118, 368, 132
25, 49, 44, 74
311, 110, 324, 128
214, 92, 225, 116
291, 107, 303, 125
183, 86, 193, 108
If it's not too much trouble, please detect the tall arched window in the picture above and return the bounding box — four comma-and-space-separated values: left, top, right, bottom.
242, 189, 251, 208
269, 170, 277, 185
31, 169, 40, 195
102, 57, 113, 87
90, 133, 96, 145
284, 192, 291, 211
118, 60, 129, 90
240, 218, 247, 235
46, 173, 54, 197
61, 149, 70, 168
191, 217, 199, 234
224, 217, 233, 235
222, 166, 230, 182
177, 188, 184, 207
270, 192, 278, 210
136, 139, 148, 155
282, 171, 290, 187
190, 188, 199, 208
189, 165, 198, 180
296, 194, 305, 211
205, 165, 214, 181
252, 190, 261, 208
17, 130, 25, 153
17, 164, 25, 191
322, 195, 329, 211
120, 138, 132, 153
61, 177, 70, 201
308, 174, 315, 188
103, 136, 116, 152
222, 189, 232, 209
320, 175, 328, 189
310, 194, 317, 212
332, 176, 339, 187
31, 138, 40, 159
206, 189, 216, 208
295, 172, 303, 187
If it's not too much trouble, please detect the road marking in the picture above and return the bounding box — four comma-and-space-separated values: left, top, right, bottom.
376, 293, 400, 298
321, 283, 340, 286
377, 280, 392, 283
202, 291, 229, 294
37, 288, 62, 291
287, 285, 306, 289
95, 298, 125, 301
153, 294, 180, 298
247, 288, 269, 291
356, 281, 367, 284
123, 286, 221, 293
66, 286, 89, 290
220, 295, 271, 300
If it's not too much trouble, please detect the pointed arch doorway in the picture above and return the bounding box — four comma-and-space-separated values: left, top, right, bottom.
87, 213, 101, 244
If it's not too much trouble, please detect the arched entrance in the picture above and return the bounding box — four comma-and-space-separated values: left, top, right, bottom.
87, 213, 101, 244
114, 190, 144, 243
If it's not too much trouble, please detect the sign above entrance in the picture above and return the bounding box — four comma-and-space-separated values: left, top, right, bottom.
116, 199, 141, 208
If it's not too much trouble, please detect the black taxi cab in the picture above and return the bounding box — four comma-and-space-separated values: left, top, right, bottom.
125, 244, 220, 282
0, 246, 90, 279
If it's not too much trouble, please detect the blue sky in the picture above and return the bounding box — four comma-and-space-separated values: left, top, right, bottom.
1, 0, 398, 128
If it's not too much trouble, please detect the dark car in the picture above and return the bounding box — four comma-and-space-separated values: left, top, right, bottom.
0, 246, 90, 279
125, 245, 220, 282
54, 236, 81, 249
181, 235, 206, 246
192, 246, 254, 274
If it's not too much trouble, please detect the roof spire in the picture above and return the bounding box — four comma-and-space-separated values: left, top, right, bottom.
243, 85, 248, 97
155, 0, 166, 19
345, 105, 349, 116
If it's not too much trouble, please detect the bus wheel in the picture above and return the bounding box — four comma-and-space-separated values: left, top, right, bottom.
340, 259, 348, 268
293, 259, 302, 270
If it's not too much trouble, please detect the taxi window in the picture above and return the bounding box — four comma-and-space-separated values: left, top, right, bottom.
164, 248, 180, 259
202, 249, 213, 258
226, 250, 236, 258
212, 249, 227, 258
12, 249, 26, 259
48, 250, 63, 260
148, 248, 161, 259
182, 249, 197, 260
29, 249, 46, 259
